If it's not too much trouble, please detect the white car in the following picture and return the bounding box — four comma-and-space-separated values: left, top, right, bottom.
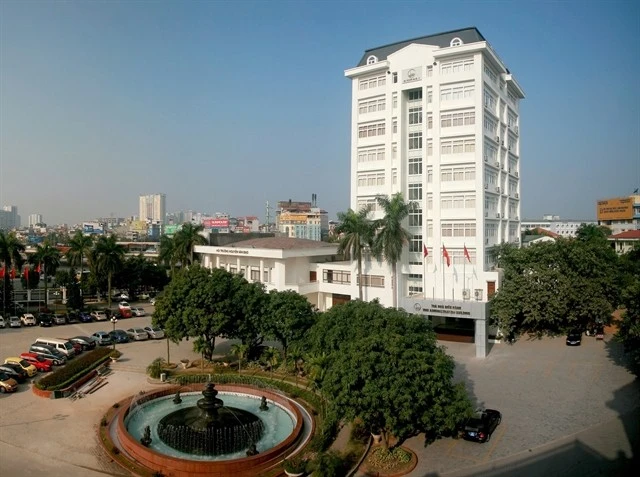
143, 326, 165, 340
150, 298, 156, 306
91, 311, 107, 321
138, 293, 150, 300
9, 316, 21, 328
21, 313, 37, 326
119, 301, 131, 310
0, 315, 5, 328
131, 307, 146, 317
113, 293, 129, 301
126, 328, 149, 341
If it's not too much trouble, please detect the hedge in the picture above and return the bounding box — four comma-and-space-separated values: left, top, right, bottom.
36, 347, 112, 391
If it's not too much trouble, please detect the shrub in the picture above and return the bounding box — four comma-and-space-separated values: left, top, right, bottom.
283, 456, 308, 473
35, 347, 112, 391
147, 357, 166, 379
350, 418, 369, 444
309, 451, 346, 477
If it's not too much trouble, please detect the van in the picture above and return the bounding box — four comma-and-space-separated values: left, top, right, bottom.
35, 337, 76, 358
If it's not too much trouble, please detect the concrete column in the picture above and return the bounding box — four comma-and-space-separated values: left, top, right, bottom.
259, 260, 265, 283
215, 256, 220, 268
475, 318, 488, 358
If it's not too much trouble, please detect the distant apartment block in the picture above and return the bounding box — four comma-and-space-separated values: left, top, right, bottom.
597, 193, 640, 235
0, 205, 20, 230
520, 216, 596, 238
276, 199, 328, 241
139, 193, 166, 225
28, 214, 43, 227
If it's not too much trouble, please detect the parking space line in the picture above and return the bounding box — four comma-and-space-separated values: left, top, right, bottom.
481, 422, 507, 463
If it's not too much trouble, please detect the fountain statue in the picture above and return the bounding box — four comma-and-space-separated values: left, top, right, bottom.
246, 443, 259, 456
259, 396, 269, 411
157, 382, 265, 456
140, 425, 152, 447
173, 390, 182, 404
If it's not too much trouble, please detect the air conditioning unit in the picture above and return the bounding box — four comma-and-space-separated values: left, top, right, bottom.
508, 146, 512, 151
484, 156, 488, 162
495, 136, 500, 142
484, 184, 488, 189
515, 126, 519, 134
474, 289, 483, 301
515, 216, 519, 220
495, 161, 500, 167
515, 171, 519, 177
462, 289, 470, 300
515, 192, 519, 198
508, 167, 511, 173
496, 213, 501, 218
496, 187, 501, 193
485, 211, 488, 217
501, 140, 505, 146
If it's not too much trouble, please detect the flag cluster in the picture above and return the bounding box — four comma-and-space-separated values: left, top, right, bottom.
421, 243, 471, 268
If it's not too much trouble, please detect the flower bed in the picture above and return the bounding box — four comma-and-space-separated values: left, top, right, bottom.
361, 446, 417, 477
36, 347, 112, 391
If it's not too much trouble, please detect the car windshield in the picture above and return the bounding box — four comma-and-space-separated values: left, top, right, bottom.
20, 360, 30, 367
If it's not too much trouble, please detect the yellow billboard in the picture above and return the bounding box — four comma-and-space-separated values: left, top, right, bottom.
597, 197, 633, 221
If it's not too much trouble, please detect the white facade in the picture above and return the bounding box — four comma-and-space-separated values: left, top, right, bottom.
520, 218, 596, 238
28, 214, 43, 227
139, 194, 166, 225
345, 28, 524, 310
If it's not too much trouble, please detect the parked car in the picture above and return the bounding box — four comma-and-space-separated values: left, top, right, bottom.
4, 358, 38, 377
20, 313, 37, 326
9, 316, 21, 328
566, 330, 582, 346
28, 345, 66, 366
113, 293, 130, 301
78, 312, 93, 323
38, 314, 54, 327
138, 293, 150, 300
149, 298, 156, 306
131, 307, 146, 317
91, 311, 107, 321
461, 409, 502, 443
53, 314, 67, 325
66, 341, 82, 354
143, 326, 165, 340
66, 312, 80, 324
0, 364, 28, 383
91, 331, 113, 347
0, 372, 18, 393
0, 315, 5, 328
126, 328, 149, 341
68, 336, 97, 351
109, 329, 130, 344
19, 353, 53, 372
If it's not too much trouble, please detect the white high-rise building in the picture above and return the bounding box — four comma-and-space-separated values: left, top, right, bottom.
344, 28, 524, 355
139, 194, 166, 225
28, 214, 43, 227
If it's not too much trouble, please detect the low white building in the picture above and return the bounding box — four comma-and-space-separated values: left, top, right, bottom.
520, 217, 595, 238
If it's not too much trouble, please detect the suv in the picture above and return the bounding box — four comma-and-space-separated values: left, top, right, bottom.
461, 409, 502, 443
38, 314, 54, 327
20, 313, 37, 326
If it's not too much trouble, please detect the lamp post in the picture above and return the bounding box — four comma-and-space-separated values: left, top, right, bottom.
111, 317, 118, 350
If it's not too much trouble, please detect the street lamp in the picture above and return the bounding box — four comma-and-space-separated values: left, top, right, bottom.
111, 317, 118, 350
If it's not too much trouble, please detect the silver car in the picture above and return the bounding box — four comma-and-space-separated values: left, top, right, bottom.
143, 326, 165, 340
131, 307, 146, 317
126, 328, 149, 341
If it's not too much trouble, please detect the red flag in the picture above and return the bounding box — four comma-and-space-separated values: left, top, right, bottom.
23, 267, 29, 280
36, 263, 42, 274
423, 244, 429, 258
442, 245, 451, 267
0, 268, 4, 279
463, 245, 471, 263
10, 267, 16, 279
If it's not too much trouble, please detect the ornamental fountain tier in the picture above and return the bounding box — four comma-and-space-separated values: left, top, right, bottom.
157, 382, 264, 456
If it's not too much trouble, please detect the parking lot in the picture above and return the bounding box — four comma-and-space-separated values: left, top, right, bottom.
1, 315, 638, 477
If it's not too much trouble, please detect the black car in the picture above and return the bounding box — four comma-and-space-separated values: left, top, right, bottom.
461, 409, 502, 443
0, 364, 28, 383
566, 330, 582, 346
109, 329, 130, 344
38, 314, 54, 327
69, 336, 97, 351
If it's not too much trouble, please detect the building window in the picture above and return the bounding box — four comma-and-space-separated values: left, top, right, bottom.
357, 197, 379, 212
440, 58, 474, 74
427, 87, 433, 103
441, 137, 475, 154
427, 194, 433, 210
393, 119, 398, 133
250, 268, 260, 281
392, 93, 398, 109
323, 269, 351, 284
408, 156, 422, 175
409, 206, 423, 227
367, 55, 378, 65
450, 37, 463, 47
426, 65, 433, 77
408, 107, 422, 125
359, 74, 386, 91
408, 89, 422, 101
357, 172, 385, 187
409, 234, 423, 253
427, 114, 433, 129
441, 193, 476, 209
441, 110, 475, 127
408, 183, 422, 201
427, 167, 433, 183
408, 132, 423, 150
427, 140, 433, 156
358, 122, 386, 138
408, 285, 423, 296
357, 147, 385, 163
441, 83, 474, 101
358, 274, 385, 288
483, 115, 497, 134
358, 97, 386, 115
442, 222, 476, 237
441, 166, 475, 181
484, 65, 497, 83
392, 72, 398, 83
484, 89, 497, 111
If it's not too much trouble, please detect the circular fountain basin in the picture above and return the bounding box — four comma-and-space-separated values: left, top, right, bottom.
115, 385, 305, 477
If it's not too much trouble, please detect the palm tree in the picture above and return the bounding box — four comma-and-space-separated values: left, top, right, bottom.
66, 231, 93, 289
263, 347, 281, 378
94, 235, 125, 309
158, 234, 177, 274
174, 223, 208, 267
335, 205, 374, 300
0, 231, 25, 315
30, 242, 61, 310
231, 343, 249, 372
372, 193, 415, 308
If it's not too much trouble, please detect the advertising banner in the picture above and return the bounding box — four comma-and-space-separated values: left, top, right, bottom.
597, 198, 633, 221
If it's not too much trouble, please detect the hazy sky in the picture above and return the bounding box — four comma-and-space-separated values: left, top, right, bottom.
1, 0, 638, 226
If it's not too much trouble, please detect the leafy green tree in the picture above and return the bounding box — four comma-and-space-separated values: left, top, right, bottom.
335, 206, 374, 300
159, 234, 178, 274
575, 223, 612, 241
262, 346, 281, 377
232, 279, 268, 356
616, 277, 640, 368
314, 301, 472, 449
30, 241, 61, 310
152, 266, 240, 361
0, 231, 25, 315
263, 289, 316, 360
372, 194, 415, 308
66, 231, 93, 290
173, 223, 208, 266
231, 343, 249, 371
93, 235, 125, 309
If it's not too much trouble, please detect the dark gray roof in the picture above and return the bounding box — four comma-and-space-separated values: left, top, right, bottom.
357, 27, 486, 67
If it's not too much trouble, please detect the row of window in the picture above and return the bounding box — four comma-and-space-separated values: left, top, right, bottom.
322, 269, 385, 288
442, 222, 476, 237
358, 147, 385, 163
440, 58, 474, 75
441, 137, 475, 154
359, 75, 386, 91
357, 172, 385, 187
358, 97, 385, 114
441, 83, 474, 101
441, 166, 476, 181
441, 110, 475, 127
358, 122, 385, 138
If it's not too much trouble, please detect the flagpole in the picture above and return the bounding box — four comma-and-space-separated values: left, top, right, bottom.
442, 245, 445, 301
463, 244, 466, 298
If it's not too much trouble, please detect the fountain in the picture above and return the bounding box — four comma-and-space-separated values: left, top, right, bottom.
108, 382, 312, 477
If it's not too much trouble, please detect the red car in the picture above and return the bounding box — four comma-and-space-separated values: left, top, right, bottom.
19, 353, 53, 372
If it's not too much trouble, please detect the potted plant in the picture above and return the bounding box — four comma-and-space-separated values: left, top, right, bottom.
283, 455, 308, 477
110, 350, 122, 363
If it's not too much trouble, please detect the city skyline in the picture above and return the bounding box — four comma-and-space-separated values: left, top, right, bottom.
1, 1, 638, 226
